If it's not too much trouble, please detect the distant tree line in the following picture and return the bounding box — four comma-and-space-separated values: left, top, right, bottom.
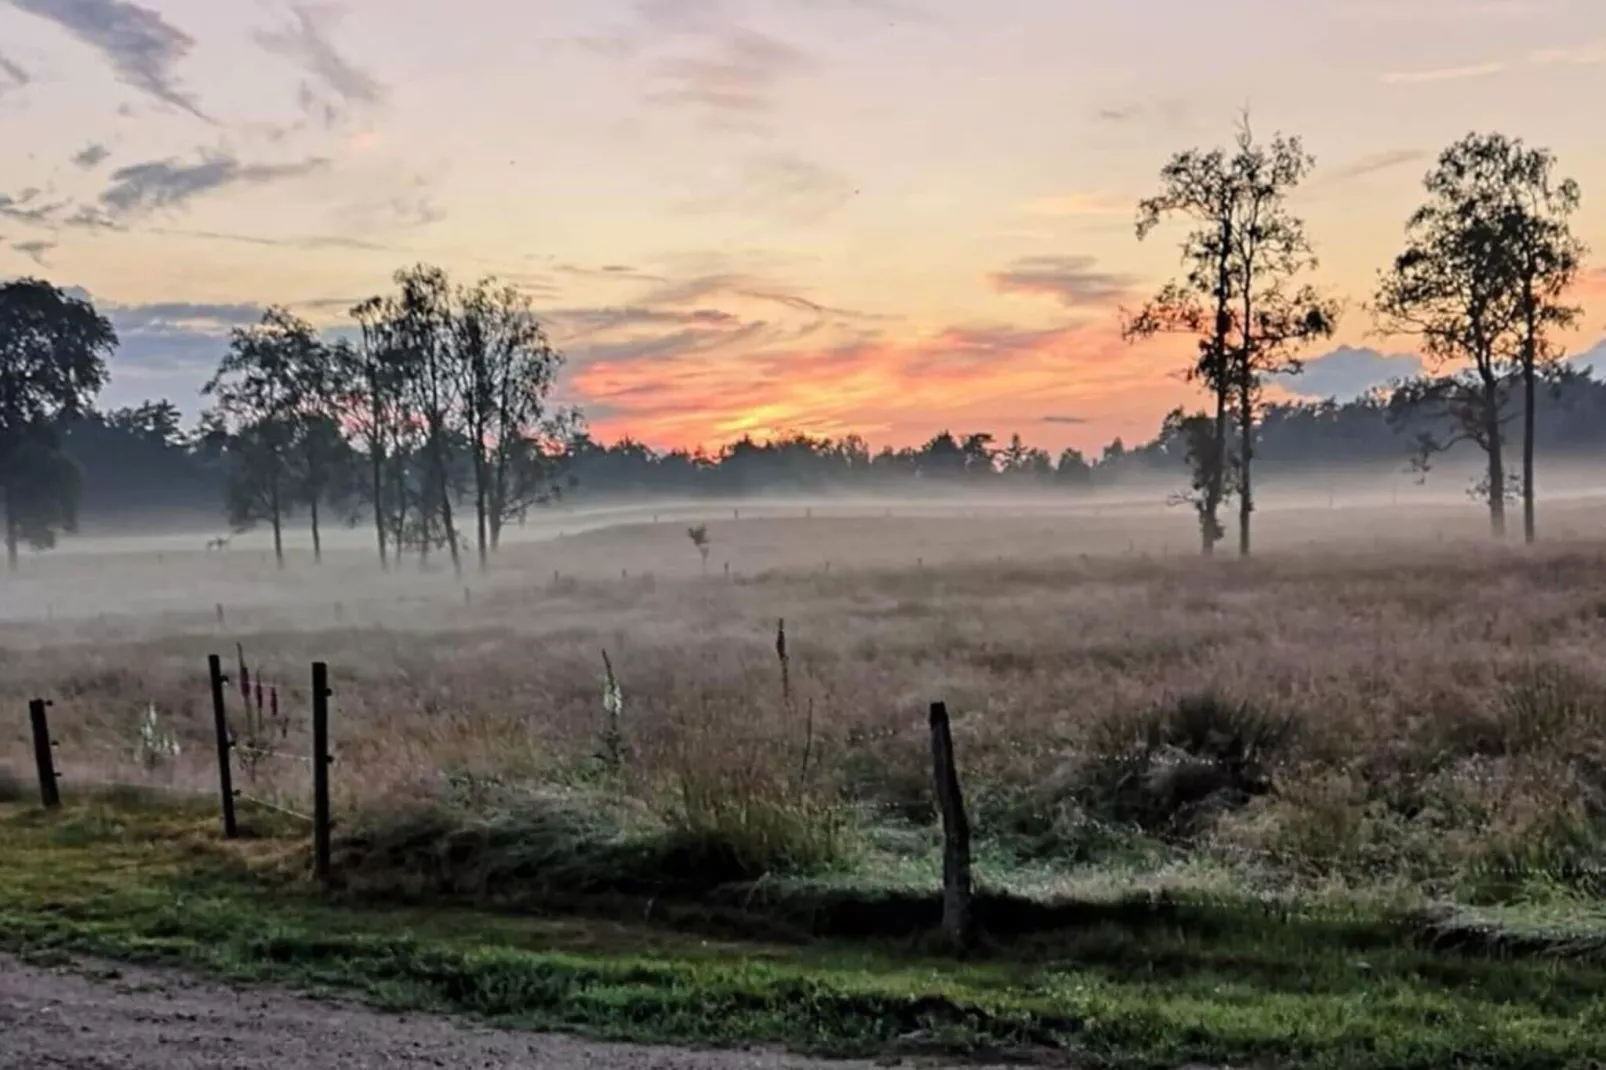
0, 128, 1593, 569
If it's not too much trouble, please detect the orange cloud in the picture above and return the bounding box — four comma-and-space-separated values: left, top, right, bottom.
571, 316, 1200, 453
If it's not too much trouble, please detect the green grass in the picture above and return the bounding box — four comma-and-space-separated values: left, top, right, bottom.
4, 797, 1606, 1069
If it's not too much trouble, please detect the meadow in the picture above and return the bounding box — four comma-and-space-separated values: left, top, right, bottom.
5, 492, 1606, 1067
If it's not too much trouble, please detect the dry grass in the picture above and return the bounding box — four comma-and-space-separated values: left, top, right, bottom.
5, 495, 1606, 903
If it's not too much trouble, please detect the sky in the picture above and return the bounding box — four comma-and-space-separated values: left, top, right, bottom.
2, 0, 1605, 454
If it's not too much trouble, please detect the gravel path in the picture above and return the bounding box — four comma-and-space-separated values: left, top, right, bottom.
0, 955, 996, 1070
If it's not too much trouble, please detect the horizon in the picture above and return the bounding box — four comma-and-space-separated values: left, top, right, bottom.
3, 0, 1605, 454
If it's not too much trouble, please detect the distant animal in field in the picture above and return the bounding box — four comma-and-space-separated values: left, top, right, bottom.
206, 535, 231, 552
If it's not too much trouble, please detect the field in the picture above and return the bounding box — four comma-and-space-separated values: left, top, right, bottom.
5, 492, 1606, 1068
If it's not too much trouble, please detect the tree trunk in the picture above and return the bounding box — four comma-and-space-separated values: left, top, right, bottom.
269, 473, 285, 569
368, 365, 388, 570
1205, 382, 1228, 558
370, 448, 387, 570
474, 452, 489, 572
1237, 372, 1253, 558
1486, 394, 1507, 540
309, 493, 322, 564
4, 483, 17, 573
431, 428, 460, 575
1522, 305, 1537, 545
1202, 215, 1233, 558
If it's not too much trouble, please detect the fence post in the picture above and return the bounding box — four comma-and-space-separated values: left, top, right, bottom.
27, 699, 60, 809
207, 654, 238, 839
928, 701, 974, 950
311, 661, 332, 883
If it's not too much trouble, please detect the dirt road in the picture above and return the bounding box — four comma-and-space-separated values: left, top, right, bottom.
0, 955, 991, 1070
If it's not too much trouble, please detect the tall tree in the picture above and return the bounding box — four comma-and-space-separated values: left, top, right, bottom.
451, 277, 571, 566
1374, 148, 1522, 537
0, 279, 115, 570
389, 265, 462, 573
1222, 121, 1339, 556
203, 307, 315, 567
345, 299, 419, 569
1126, 144, 1239, 554
284, 325, 346, 564
1427, 134, 1585, 543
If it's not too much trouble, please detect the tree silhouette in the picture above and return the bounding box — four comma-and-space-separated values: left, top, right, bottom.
0, 279, 115, 569
1374, 145, 1525, 537
1429, 133, 1586, 543
203, 307, 319, 567
1221, 120, 1339, 555
1126, 138, 1240, 553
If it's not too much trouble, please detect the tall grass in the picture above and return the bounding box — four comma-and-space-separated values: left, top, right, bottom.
7, 519, 1606, 901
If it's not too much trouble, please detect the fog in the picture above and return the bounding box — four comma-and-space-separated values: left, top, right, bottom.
0, 458, 1597, 634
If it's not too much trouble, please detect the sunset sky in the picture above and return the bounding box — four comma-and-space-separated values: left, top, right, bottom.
3, 0, 1604, 453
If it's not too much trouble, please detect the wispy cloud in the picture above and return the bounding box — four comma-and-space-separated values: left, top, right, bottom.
11, 239, 54, 265
1381, 61, 1505, 84
679, 153, 856, 224
106, 300, 266, 332
253, 4, 387, 125
989, 255, 1137, 310
72, 142, 112, 169
650, 26, 808, 115
1324, 148, 1429, 182
1530, 41, 1606, 65
1041, 414, 1087, 424
149, 226, 393, 252
0, 50, 29, 95
1022, 191, 1128, 219
4, 0, 208, 120
0, 188, 61, 225
98, 152, 328, 218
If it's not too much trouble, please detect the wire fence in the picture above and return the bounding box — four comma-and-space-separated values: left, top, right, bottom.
20, 650, 336, 879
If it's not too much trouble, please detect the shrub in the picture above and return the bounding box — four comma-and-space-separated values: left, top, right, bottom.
1074, 693, 1295, 837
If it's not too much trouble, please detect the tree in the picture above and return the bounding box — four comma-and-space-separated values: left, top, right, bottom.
1428, 134, 1585, 543
203, 307, 317, 567
283, 319, 347, 564
1374, 146, 1523, 537
1126, 142, 1240, 554
1127, 119, 1336, 556
1159, 407, 1232, 552
107, 399, 183, 448
451, 277, 571, 567
346, 298, 417, 569
389, 265, 463, 573
0, 279, 115, 569
1221, 121, 1339, 555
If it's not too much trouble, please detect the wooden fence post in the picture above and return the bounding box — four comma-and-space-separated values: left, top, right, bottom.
207, 654, 238, 839
311, 661, 332, 883
928, 700, 974, 950
27, 699, 60, 809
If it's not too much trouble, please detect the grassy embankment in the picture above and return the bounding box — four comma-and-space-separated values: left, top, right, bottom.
3, 785, 1605, 1070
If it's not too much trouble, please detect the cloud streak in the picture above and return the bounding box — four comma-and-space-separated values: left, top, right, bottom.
989, 255, 1137, 310
0, 50, 29, 94
98, 152, 327, 218
4, 0, 208, 119
1324, 148, 1429, 182
253, 4, 387, 125
11, 239, 54, 265
649, 26, 808, 115
1381, 61, 1505, 83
